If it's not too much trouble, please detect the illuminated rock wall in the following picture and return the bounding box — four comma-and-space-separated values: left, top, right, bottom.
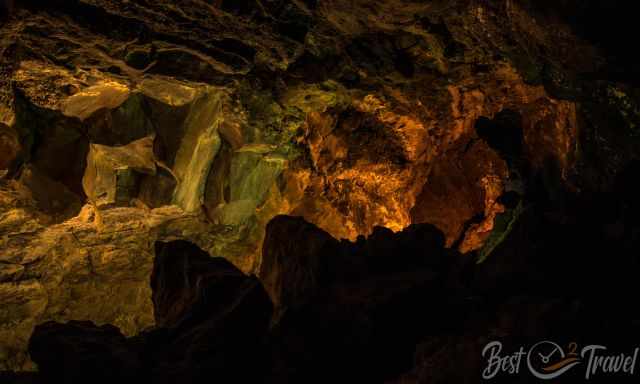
1, 0, 638, 370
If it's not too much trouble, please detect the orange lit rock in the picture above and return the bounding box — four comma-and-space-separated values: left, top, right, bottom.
0, 0, 622, 371
0, 123, 18, 173
411, 139, 508, 248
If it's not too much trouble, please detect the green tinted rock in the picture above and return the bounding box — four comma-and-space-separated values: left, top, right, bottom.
477, 200, 525, 264
83, 136, 157, 207
172, 89, 225, 212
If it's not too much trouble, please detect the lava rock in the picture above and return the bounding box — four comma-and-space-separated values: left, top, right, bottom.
28, 321, 142, 384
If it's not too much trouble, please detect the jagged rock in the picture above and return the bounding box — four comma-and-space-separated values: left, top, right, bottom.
261, 216, 453, 381
0, 193, 175, 370
0, 0, 639, 372
262, 218, 452, 310
0, 264, 23, 283
26, 240, 273, 384
18, 165, 82, 222
145, 246, 273, 383
12, 86, 89, 198
28, 321, 142, 383
0, 123, 19, 173
170, 89, 224, 213
82, 136, 157, 207
151, 240, 253, 328
13, 191, 640, 383
20, 216, 453, 382
0, 279, 46, 371
259, 215, 340, 313
136, 168, 177, 209
61, 80, 129, 121
411, 137, 508, 251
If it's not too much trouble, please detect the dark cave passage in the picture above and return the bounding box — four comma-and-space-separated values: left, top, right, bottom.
474, 109, 524, 170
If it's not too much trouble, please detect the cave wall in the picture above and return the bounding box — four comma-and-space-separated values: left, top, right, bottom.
1, 0, 639, 370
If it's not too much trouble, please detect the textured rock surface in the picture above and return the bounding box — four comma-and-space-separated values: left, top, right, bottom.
19, 197, 640, 382
0, 0, 639, 371
28, 243, 273, 383
23, 221, 450, 383
83, 136, 157, 207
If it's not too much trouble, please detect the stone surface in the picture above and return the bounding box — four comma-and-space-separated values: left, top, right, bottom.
0, 123, 19, 172
28, 241, 273, 384
21, 220, 450, 383
259, 215, 340, 315
20, 191, 640, 382
83, 136, 157, 207
18, 165, 82, 223
151, 240, 252, 329
0, 0, 639, 372
29, 321, 141, 383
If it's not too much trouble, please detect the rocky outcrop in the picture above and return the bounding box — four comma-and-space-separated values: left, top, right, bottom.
0, 0, 639, 371
151, 240, 264, 329
264, 217, 454, 382
28, 241, 272, 383
22, 219, 452, 383
18, 177, 640, 382
259, 215, 340, 316
29, 321, 141, 383
83, 136, 158, 207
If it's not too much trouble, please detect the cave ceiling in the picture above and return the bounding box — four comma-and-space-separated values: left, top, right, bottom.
0, 0, 639, 371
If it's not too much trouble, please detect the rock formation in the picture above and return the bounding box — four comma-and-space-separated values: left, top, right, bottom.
0, 0, 638, 376
18, 193, 640, 382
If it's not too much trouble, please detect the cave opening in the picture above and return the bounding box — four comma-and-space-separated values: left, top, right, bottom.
474, 109, 524, 169
475, 109, 526, 207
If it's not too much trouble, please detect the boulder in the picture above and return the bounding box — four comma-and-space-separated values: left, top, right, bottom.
28, 321, 142, 384
82, 136, 157, 207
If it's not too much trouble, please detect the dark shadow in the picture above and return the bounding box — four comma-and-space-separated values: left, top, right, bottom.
474, 109, 525, 170
0, 0, 13, 20
151, 240, 248, 328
